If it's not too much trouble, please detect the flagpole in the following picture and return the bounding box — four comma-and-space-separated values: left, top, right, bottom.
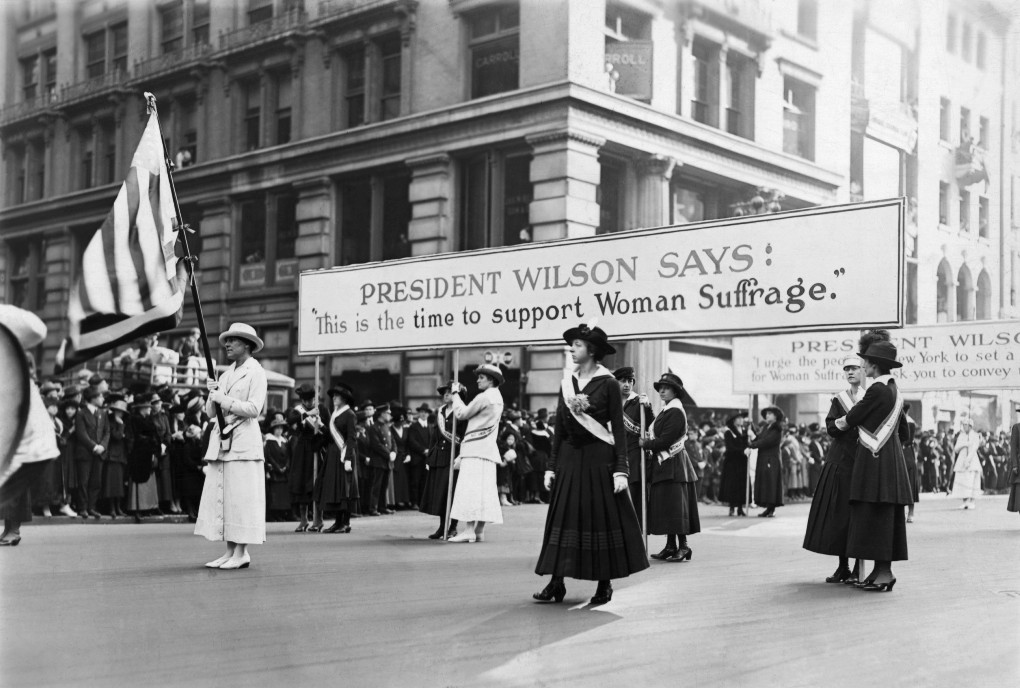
443, 349, 459, 541
145, 93, 225, 434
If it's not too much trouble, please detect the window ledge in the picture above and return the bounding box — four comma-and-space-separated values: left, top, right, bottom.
780, 29, 819, 51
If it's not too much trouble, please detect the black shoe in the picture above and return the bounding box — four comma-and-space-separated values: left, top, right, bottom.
860, 578, 896, 592
665, 547, 692, 562
650, 547, 678, 561
825, 567, 853, 584
323, 522, 344, 533
590, 582, 613, 605
0, 536, 22, 546
533, 580, 566, 603
308, 524, 323, 533
444, 528, 457, 540
294, 523, 309, 532
427, 527, 444, 540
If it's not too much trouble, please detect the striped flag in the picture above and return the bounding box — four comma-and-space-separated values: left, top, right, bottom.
55, 109, 187, 373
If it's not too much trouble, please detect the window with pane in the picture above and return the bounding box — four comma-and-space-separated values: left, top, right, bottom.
691, 40, 714, 125
248, 0, 273, 25
938, 181, 949, 225
275, 73, 292, 145
236, 190, 307, 289
101, 120, 116, 184
939, 97, 950, 141
11, 146, 27, 205
86, 31, 106, 78
598, 160, 625, 235
379, 34, 402, 121
978, 196, 989, 238
21, 56, 39, 100
161, 2, 184, 53
946, 14, 956, 53
959, 189, 970, 232
960, 106, 970, 144
274, 192, 298, 283
30, 139, 45, 200
961, 22, 971, 62
180, 99, 197, 165
460, 150, 532, 249
976, 32, 986, 69
244, 80, 261, 151
469, 3, 520, 99
381, 174, 412, 260
80, 127, 94, 189
43, 50, 56, 98
978, 116, 988, 148
782, 77, 815, 160
726, 53, 754, 139
344, 48, 366, 128
193, 0, 210, 44
797, 0, 818, 41
339, 179, 372, 265
7, 240, 46, 312
502, 155, 531, 246
112, 22, 128, 72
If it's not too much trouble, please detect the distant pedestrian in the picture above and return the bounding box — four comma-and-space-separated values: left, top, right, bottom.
1007, 409, 1019, 517
750, 407, 785, 517
952, 416, 981, 509
719, 411, 751, 516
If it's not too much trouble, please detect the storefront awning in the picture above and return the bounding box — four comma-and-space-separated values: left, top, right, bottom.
668, 350, 748, 410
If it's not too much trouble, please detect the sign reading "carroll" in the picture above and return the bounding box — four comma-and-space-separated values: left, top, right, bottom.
298, 199, 904, 355
732, 319, 1020, 394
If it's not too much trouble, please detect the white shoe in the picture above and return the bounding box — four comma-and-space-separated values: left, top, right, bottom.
447, 532, 476, 543
218, 553, 251, 570
59, 505, 78, 517
205, 553, 232, 568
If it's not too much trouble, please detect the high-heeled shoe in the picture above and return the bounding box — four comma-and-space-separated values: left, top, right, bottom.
590, 582, 613, 605
860, 578, 896, 592
0, 535, 22, 546
219, 554, 251, 570
665, 547, 692, 562
532, 580, 566, 603
307, 524, 323, 533
650, 546, 678, 561
323, 522, 344, 533
854, 575, 877, 589
825, 567, 853, 584
294, 523, 308, 533
427, 527, 444, 540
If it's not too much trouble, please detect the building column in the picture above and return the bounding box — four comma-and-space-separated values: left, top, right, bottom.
195, 198, 232, 334
407, 153, 453, 256
40, 231, 73, 366
676, 20, 695, 117
636, 154, 677, 228
526, 129, 604, 242
294, 177, 333, 273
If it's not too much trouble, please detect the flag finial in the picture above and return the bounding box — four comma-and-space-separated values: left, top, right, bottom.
144, 92, 157, 114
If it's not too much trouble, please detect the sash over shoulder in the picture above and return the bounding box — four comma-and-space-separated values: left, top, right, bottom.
560, 366, 615, 446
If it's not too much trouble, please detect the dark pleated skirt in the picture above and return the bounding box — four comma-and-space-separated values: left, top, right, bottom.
289, 446, 316, 505
535, 441, 649, 581
103, 461, 126, 499
391, 457, 410, 505
419, 465, 456, 517
803, 457, 853, 556
267, 480, 291, 511
718, 454, 750, 505
628, 480, 647, 522
315, 450, 359, 511
754, 456, 784, 508
32, 458, 61, 506
846, 502, 908, 561
1007, 483, 1019, 512
647, 480, 701, 535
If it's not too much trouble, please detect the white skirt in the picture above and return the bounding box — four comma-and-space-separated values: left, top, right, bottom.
951, 470, 981, 500
194, 460, 266, 544
450, 458, 503, 524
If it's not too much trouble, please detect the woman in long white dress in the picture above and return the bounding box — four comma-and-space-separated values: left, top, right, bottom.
951, 416, 981, 509
447, 364, 505, 543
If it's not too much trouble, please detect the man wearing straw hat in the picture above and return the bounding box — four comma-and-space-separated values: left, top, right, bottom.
196, 322, 268, 570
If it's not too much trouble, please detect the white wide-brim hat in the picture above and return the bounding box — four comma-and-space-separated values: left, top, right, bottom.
218, 322, 264, 353
0, 304, 47, 348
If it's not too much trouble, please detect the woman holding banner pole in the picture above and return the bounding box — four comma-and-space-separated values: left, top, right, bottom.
419, 383, 461, 540
750, 408, 785, 517
837, 330, 912, 592
534, 322, 648, 605
719, 411, 751, 517
614, 367, 651, 529
802, 354, 866, 584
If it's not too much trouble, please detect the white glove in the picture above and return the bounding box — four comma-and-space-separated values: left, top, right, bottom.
403, 455, 411, 464
344, 460, 352, 472
544, 471, 555, 491
389, 451, 397, 461
613, 474, 628, 493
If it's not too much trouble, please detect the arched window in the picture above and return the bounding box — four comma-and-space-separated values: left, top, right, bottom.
936, 258, 952, 322
976, 269, 992, 320
957, 264, 974, 321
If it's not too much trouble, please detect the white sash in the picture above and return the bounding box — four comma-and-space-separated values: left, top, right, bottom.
462, 424, 496, 445
834, 389, 857, 414
560, 374, 614, 446
328, 406, 348, 461
858, 384, 903, 456
436, 407, 461, 445
651, 400, 687, 464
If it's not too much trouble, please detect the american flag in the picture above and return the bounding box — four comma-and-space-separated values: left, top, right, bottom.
55, 108, 187, 373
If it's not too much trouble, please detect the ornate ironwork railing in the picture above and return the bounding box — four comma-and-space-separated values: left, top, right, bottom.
219, 8, 306, 51
133, 42, 214, 80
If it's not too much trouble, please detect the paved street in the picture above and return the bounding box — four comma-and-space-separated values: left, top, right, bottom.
1, 494, 1018, 688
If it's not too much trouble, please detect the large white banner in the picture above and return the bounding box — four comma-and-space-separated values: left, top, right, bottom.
732, 320, 1020, 393
299, 199, 904, 355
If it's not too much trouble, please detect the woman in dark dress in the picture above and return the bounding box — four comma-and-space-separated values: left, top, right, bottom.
640, 373, 700, 562
534, 323, 648, 606
803, 355, 866, 583
103, 394, 129, 518
750, 407, 785, 517
1007, 411, 1019, 515
419, 383, 462, 540
902, 404, 919, 523
317, 384, 360, 533
719, 411, 751, 516
263, 414, 291, 522
287, 383, 327, 532
838, 331, 913, 592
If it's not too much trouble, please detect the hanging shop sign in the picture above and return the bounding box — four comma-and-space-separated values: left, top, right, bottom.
732, 319, 1020, 394
298, 198, 905, 355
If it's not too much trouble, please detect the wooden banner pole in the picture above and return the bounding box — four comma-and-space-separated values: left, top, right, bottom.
639, 402, 648, 554
443, 349, 460, 540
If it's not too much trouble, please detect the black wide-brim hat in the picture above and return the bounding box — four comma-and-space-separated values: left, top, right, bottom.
563, 322, 616, 356
652, 372, 684, 394
416, 403, 431, 413
295, 382, 316, 398
859, 340, 903, 368
613, 366, 635, 381
761, 406, 786, 423
436, 382, 464, 398
327, 382, 356, 405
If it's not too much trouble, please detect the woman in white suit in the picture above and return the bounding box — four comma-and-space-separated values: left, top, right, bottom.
195, 323, 268, 570
447, 364, 505, 543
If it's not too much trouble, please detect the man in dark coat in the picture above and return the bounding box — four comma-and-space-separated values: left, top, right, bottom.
405, 404, 432, 509
366, 406, 395, 515
74, 387, 109, 518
